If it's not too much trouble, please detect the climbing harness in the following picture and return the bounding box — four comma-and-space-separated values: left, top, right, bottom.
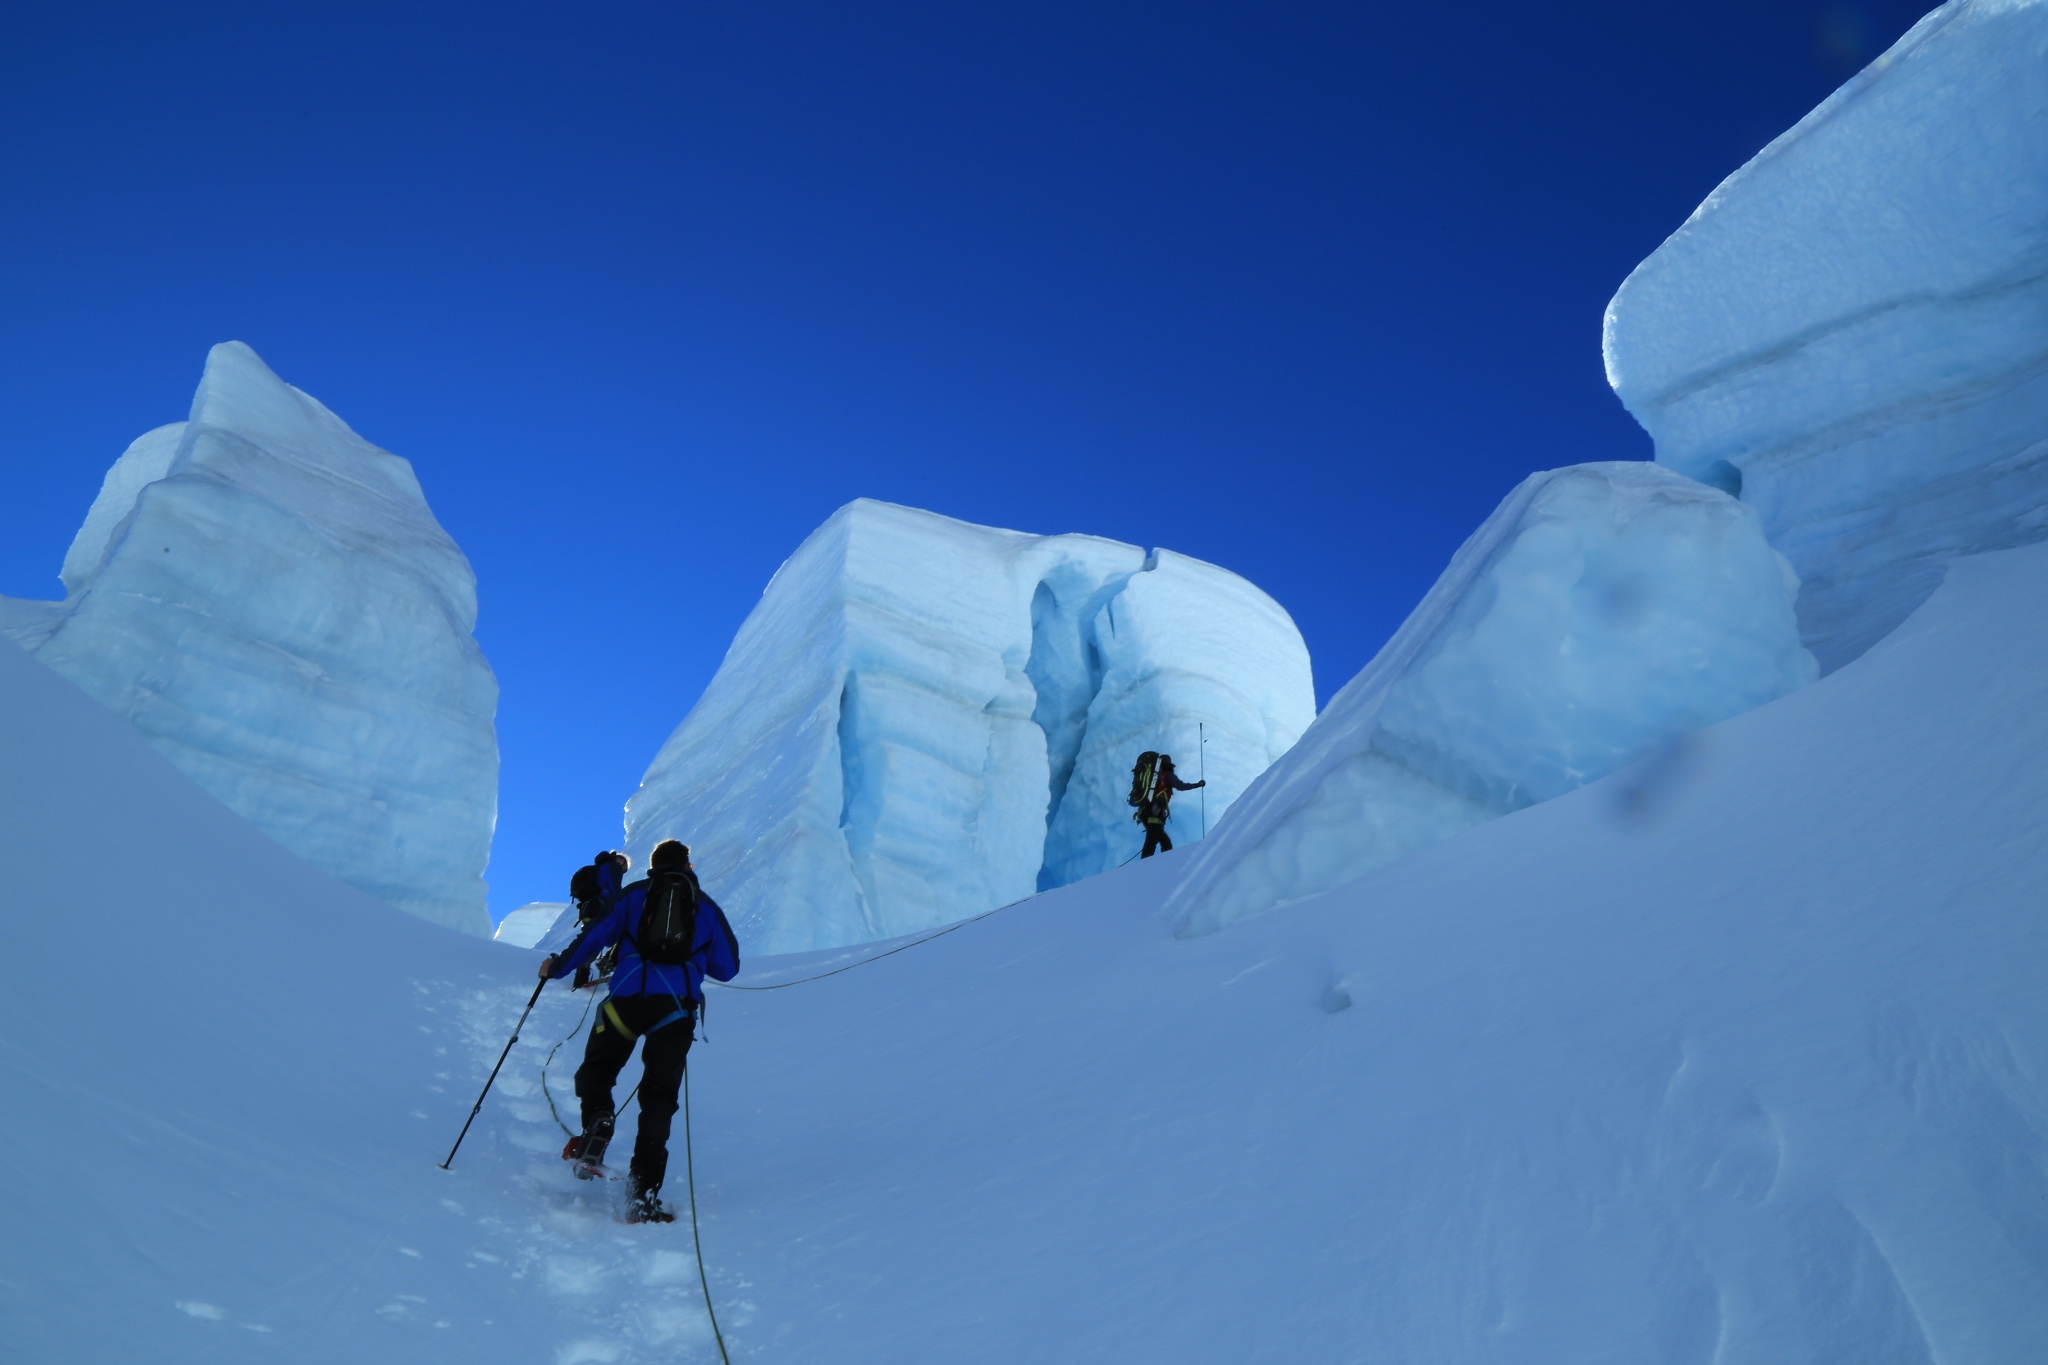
599, 993, 694, 1042
545, 989, 727, 1363
541, 992, 686, 1142
524, 876, 1040, 1355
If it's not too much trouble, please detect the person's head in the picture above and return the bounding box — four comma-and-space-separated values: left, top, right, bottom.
1158, 754, 1175, 772
610, 851, 630, 872
651, 839, 691, 869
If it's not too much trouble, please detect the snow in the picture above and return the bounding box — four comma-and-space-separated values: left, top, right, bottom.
1602, 0, 2048, 672
4, 530, 2045, 1362
1165, 462, 1816, 937
624, 498, 1313, 954
495, 901, 572, 948
0, 342, 499, 934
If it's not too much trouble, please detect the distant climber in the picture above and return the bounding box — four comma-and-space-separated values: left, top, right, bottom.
566, 851, 630, 989
1132, 752, 1204, 858
539, 840, 740, 1223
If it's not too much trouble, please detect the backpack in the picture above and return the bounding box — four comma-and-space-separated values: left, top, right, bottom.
568, 862, 603, 923
572, 854, 634, 926
1128, 752, 1160, 808
636, 865, 702, 966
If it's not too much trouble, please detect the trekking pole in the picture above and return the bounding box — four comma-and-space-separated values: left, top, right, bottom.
440, 978, 546, 1170
1199, 722, 1207, 839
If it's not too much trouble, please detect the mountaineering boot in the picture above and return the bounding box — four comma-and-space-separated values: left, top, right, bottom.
625, 1188, 676, 1224
625, 1167, 675, 1223
562, 1111, 615, 1179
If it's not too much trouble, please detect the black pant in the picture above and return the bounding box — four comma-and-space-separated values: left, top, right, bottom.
1141, 822, 1172, 857
575, 993, 694, 1195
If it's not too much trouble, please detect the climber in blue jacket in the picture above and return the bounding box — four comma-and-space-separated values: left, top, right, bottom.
539, 839, 740, 1222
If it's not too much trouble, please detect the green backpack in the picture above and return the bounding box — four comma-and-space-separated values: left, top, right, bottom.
1128, 752, 1160, 809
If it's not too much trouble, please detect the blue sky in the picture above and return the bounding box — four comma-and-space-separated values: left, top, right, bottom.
0, 1, 1928, 920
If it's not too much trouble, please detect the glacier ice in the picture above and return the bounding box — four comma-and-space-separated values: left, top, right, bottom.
0, 342, 498, 934
1166, 462, 1817, 937
624, 498, 1314, 954
493, 901, 570, 949
1603, 0, 2048, 673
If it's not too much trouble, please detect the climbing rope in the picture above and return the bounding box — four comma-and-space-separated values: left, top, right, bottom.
539, 989, 646, 1141
548, 994, 721, 1361
682, 1062, 732, 1364
535, 884, 1037, 1356
711, 894, 1024, 993
539, 989, 596, 1139
672, 882, 1093, 1352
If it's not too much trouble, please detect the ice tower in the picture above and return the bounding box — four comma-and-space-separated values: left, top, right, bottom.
623, 499, 1314, 954
0, 343, 499, 934
1166, 463, 1817, 937
1604, 0, 2048, 672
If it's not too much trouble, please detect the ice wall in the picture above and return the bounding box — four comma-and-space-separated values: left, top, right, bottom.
0, 343, 498, 934
1167, 463, 1816, 937
624, 499, 1313, 954
1603, 0, 2048, 672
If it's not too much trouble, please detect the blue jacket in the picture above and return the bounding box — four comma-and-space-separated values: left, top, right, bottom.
549, 872, 741, 1002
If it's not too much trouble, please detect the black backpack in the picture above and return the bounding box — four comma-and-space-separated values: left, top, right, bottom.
571, 851, 625, 925
1128, 752, 1160, 807
636, 865, 702, 966
568, 862, 604, 924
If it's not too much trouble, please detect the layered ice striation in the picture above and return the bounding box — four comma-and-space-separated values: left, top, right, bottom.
1167, 463, 1817, 937
624, 499, 1313, 954
1603, 0, 2048, 673
0, 343, 498, 934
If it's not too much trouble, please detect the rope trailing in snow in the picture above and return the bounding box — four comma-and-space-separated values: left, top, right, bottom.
682, 1062, 732, 1365
535, 990, 717, 1356
713, 845, 1162, 995
549, 995, 716, 1356
540, 989, 597, 1139
537, 884, 1046, 1359
539, 987, 648, 1140
710, 895, 1022, 993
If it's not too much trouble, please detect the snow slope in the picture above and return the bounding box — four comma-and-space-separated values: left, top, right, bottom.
0, 342, 498, 933
625, 498, 1313, 955
4, 540, 2043, 1360
1166, 462, 1815, 937
1603, 0, 2048, 673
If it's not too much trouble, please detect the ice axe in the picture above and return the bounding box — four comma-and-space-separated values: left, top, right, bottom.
440, 978, 546, 1170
